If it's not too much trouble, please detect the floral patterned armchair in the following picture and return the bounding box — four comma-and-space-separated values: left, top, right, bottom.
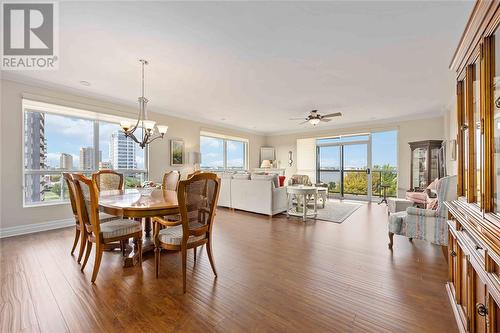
388, 175, 457, 249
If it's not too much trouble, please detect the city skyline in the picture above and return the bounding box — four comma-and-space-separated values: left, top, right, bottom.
40, 114, 145, 170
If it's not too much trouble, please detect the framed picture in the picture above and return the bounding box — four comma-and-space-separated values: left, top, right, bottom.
170, 139, 184, 166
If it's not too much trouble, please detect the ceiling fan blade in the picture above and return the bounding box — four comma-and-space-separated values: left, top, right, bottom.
298, 120, 309, 125
320, 118, 331, 122
322, 112, 342, 118
290, 117, 307, 120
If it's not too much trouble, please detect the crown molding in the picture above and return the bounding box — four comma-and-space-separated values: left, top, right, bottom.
2, 72, 448, 138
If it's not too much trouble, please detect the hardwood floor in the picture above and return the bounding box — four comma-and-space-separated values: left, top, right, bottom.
0, 201, 456, 332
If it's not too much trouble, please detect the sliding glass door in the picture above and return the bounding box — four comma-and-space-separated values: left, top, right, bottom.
317, 139, 372, 200
317, 146, 341, 195
343, 143, 370, 199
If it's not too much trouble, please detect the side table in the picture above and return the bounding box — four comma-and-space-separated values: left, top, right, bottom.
286, 186, 318, 221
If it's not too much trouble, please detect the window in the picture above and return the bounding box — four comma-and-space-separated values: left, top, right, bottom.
23, 100, 148, 206
371, 130, 398, 197
200, 133, 248, 171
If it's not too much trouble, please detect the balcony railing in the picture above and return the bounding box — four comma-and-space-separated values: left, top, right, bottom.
317, 169, 397, 197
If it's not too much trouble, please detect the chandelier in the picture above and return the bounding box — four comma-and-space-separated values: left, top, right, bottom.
120, 59, 168, 148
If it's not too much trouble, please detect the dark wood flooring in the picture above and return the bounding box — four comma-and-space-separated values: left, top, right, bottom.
0, 201, 457, 332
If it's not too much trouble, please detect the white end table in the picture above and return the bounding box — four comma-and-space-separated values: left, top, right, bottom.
286, 186, 318, 221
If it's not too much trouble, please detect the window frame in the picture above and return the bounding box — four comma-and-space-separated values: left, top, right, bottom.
22, 99, 149, 207
199, 132, 248, 172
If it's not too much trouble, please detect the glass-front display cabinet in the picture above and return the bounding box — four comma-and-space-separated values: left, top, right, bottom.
446, 1, 500, 332
409, 140, 443, 191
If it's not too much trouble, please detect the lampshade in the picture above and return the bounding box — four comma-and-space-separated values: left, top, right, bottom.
189, 152, 202, 164
260, 160, 272, 168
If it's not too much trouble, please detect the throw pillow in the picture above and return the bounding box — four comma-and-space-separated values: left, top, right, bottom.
251, 174, 279, 187
279, 176, 286, 187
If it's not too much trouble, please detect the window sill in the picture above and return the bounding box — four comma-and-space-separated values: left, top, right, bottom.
23, 200, 70, 208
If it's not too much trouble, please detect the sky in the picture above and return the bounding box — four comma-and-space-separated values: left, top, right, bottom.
42, 113, 145, 169
200, 136, 245, 169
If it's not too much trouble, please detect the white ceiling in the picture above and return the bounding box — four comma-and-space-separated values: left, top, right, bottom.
3, 1, 473, 135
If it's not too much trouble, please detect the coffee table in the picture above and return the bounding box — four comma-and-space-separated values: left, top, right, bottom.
286, 186, 318, 221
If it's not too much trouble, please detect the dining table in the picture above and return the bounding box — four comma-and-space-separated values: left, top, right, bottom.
99, 188, 179, 267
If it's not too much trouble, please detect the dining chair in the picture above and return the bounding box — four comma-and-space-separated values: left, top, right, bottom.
71, 174, 143, 283
63, 173, 85, 261
152, 172, 220, 293
187, 170, 203, 179
92, 170, 124, 191
162, 170, 180, 191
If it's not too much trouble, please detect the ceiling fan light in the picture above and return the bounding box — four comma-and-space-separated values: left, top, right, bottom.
309, 118, 320, 126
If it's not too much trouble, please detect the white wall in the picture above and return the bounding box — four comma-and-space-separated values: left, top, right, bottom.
265, 116, 445, 197
0, 79, 265, 231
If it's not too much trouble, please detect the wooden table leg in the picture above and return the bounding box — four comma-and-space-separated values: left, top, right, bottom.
144, 217, 152, 237
122, 218, 156, 268
123, 238, 140, 267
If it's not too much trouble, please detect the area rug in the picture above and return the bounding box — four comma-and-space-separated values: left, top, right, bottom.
313, 201, 362, 223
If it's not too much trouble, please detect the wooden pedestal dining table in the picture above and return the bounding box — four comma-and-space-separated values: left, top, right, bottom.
99, 188, 179, 267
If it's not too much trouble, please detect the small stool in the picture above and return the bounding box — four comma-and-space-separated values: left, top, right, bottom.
387, 198, 413, 215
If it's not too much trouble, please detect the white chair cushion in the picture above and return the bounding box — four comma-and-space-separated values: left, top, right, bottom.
100, 219, 142, 239
158, 222, 206, 245
99, 212, 119, 222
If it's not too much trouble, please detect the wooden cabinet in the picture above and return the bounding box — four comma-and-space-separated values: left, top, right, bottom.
409, 140, 443, 191
445, 201, 500, 332
448, 2, 500, 332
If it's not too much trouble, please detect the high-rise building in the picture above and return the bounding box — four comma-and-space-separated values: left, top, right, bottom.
59, 153, 73, 170
79, 147, 94, 170
79, 147, 102, 170
24, 112, 47, 203
110, 131, 137, 169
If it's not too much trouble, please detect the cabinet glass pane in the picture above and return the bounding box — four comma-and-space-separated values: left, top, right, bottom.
473, 61, 481, 205
430, 148, 439, 180
462, 80, 468, 196
494, 32, 500, 212
412, 147, 427, 189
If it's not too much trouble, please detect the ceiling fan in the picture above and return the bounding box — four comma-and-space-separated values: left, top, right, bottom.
290, 110, 342, 126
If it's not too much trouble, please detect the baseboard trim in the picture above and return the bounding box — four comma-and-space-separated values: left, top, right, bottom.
0, 218, 74, 239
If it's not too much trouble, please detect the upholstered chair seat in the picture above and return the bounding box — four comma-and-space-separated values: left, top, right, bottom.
100, 219, 142, 239
158, 222, 206, 245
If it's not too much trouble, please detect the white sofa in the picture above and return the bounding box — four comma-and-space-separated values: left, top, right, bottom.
217, 175, 287, 216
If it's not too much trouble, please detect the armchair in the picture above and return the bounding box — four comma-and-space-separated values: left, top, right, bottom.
288, 174, 312, 186
388, 175, 457, 249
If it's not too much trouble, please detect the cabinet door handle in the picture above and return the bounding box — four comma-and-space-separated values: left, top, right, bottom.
450, 250, 457, 257
476, 303, 488, 317
475, 245, 483, 251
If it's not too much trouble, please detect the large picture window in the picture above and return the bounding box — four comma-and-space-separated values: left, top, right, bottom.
23, 99, 148, 206
200, 133, 248, 171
